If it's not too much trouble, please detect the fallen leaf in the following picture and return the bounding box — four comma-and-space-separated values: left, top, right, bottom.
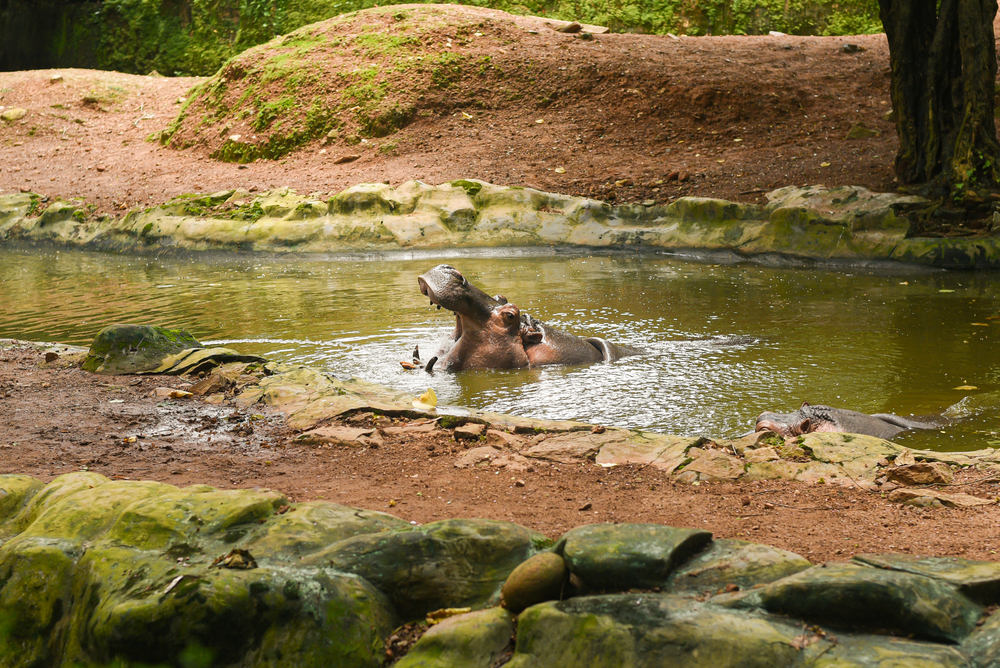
820, 162, 831, 167
554, 167, 566, 174
535, 118, 545, 124
954, 385, 978, 390
413, 387, 438, 410
462, 112, 473, 119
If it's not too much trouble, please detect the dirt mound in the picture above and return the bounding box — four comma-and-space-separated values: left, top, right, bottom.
1, 4, 904, 215
158, 3, 897, 204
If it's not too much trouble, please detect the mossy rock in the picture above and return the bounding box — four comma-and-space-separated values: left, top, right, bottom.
559, 523, 713, 591
756, 562, 981, 643
306, 518, 550, 620
0, 475, 45, 530
394, 607, 515, 668
81, 323, 203, 374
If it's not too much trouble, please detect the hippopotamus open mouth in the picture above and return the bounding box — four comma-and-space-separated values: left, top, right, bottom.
416, 264, 641, 372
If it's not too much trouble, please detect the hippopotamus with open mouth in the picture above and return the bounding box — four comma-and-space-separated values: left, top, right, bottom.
754, 402, 938, 440
416, 264, 640, 372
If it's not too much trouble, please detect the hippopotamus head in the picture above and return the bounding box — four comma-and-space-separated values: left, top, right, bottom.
755, 410, 815, 437
418, 265, 528, 371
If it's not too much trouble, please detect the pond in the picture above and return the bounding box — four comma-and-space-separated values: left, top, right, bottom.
2, 246, 999, 452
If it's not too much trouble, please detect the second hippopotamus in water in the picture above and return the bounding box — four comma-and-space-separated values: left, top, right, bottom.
416, 264, 641, 372
754, 402, 938, 440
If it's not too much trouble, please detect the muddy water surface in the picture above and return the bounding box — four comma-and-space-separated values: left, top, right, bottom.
2, 247, 999, 451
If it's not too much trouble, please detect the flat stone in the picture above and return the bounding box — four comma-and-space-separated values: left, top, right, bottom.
888, 462, 954, 486
594, 432, 695, 473
486, 429, 526, 449
854, 553, 1000, 604
522, 430, 629, 464
666, 539, 812, 595
454, 446, 502, 469
188, 373, 233, 396
0, 108, 27, 122
756, 562, 982, 643
744, 446, 780, 463
680, 447, 744, 481
454, 423, 486, 440
295, 426, 377, 447
888, 488, 995, 508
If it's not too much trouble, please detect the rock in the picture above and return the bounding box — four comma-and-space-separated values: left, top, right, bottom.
49, 75, 63, 84
846, 124, 880, 140
152, 387, 192, 399
512, 594, 816, 667
853, 553, 1000, 605
501, 552, 568, 612
555, 21, 582, 33
962, 607, 1000, 667
188, 372, 233, 396
455, 446, 502, 468
151, 346, 266, 376
394, 607, 515, 668
888, 462, 954, 486
522, 429, 630, 464
755, 562, 982, 643
842, 43, 866, 53
295, 425, 378, 447
817, 635, 971, 668
0, 108, 26, 122
305, 518, 549, 620
666, 539, 812, 595
560, 523, 713, 591
334, 154, 361, 164
486, 429, 526, 449
594, 433, 695, 473
0, 475, 45, 527
681, 447, 745, 481
81, 324, 203, 374
888, 488, 995, 508
744, 446, 780, 463
455, 423, 486, 440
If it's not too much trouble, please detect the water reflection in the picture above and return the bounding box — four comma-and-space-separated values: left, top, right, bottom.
1, 247, 998, 451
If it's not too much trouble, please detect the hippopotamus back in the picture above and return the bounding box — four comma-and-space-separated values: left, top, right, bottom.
755, 404, 937, 440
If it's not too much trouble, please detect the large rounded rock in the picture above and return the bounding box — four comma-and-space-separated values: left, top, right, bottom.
81, 323, 203, 374
756, 562, 981, 643
501, 551, 568, 613
306, 518, 551, 620
560, 523, 713, 591
394, 607, 515, 668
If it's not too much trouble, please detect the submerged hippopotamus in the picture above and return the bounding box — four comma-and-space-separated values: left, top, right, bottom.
754, 402, 938, 440
416, 264, 640, 372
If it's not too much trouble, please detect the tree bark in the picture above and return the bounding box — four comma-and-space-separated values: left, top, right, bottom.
878, 0, 1000, 200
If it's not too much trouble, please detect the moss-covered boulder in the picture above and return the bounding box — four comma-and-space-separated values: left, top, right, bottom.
394, 607, 516, 668
560, 523, 713, 591
754, 562, 982, 643
81, 323, 203, 374
305, 518, 551, 620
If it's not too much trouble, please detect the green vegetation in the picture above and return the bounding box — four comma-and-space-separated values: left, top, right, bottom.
8, 0, 884, 77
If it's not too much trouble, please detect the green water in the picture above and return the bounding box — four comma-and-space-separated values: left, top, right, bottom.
2, 247, 999, 450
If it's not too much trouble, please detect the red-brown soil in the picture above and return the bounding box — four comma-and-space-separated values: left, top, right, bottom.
3, 344, 1000, 565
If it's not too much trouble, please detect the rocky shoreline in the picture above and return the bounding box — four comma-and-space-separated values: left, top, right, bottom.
3, 180, 1000, 269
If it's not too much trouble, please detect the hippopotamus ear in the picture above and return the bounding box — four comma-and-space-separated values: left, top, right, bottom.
800, 401, 811, 409
796, 418, 812, 434
494, 294, 508, 305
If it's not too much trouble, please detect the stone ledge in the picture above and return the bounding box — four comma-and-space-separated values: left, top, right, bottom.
2, 181, 998, 269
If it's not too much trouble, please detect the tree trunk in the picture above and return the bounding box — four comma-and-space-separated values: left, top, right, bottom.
878, 0, 1000, 200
